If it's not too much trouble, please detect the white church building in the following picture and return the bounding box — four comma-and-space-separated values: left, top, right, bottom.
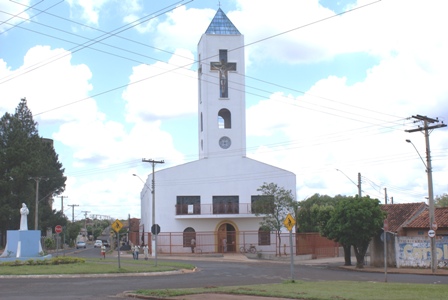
139, 8, 296, 254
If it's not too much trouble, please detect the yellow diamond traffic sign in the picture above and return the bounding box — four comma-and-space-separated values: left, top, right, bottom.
283, 213, 296, 231
112, 219, 123, 233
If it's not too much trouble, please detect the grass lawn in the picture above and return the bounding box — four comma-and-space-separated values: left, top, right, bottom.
0, 257, 195, 276
136, 280, 448, 300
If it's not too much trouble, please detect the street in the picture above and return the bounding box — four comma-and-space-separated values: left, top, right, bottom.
1, 246, 447, 299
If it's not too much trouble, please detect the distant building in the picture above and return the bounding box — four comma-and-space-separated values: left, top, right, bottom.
139, 8, 296, 255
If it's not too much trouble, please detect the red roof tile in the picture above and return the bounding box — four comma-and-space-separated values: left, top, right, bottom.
381, 202, 426, 232
405, 207, 448, 228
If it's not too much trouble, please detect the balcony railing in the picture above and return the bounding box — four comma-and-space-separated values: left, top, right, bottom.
176, 203, 256, 216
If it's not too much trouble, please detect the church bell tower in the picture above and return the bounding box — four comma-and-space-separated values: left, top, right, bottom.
197, 8, 246, 159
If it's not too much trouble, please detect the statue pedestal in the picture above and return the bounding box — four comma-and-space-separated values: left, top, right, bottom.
0, 230, 50, 261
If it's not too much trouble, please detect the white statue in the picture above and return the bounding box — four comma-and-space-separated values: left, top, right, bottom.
20, 203, 29, 231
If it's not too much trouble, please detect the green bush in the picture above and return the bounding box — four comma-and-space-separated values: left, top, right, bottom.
44, 237, 56, 250
25, 259, 35, 266
0, 256, 85, 267
50, 257, 85, 265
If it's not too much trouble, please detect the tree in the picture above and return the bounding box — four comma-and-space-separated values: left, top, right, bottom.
296, 193, 353, 265
435, 193, 448, 207
296, 193, 339, 233
66, 222, 82, 247
252, 182, 295, 256
0, 98, 66, 242
321, 195, 385, 268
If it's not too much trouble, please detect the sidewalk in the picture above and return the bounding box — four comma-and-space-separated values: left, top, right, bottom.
153, 252, 448, 276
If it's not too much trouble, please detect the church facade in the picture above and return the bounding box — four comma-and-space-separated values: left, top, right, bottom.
139, 9, 296, 254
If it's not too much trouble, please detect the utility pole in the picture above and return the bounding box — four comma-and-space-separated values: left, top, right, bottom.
142, 159, 165, 229
60, 195, 68, 214
384, 188, 388, 205
29, 176, 48, 230
68, 204, 79, 223
336, 169, 361, 199
358, 172, 362, 199
406, 114, 446, 273
142, 158, 164, 264
81, 211, 90, 230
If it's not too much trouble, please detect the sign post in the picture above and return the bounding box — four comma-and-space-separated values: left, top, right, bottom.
55, 225, 62, 257
383, 219, 388, 283
112, 219, 123, 269
283, 214, 296, 281
151, 224, 161, 267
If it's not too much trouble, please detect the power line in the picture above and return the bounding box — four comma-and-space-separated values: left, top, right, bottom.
2, 0, 383, 123
0, 0, 192, 85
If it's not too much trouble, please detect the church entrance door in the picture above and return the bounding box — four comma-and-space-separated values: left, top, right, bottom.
217, 223, 236, 253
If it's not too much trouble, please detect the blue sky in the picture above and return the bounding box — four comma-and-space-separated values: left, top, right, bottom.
1, 0, 447, 220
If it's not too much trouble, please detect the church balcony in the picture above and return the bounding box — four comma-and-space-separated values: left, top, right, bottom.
175, 203, 261, 219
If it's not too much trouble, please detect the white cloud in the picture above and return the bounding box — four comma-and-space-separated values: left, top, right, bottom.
123, 49, 197, 122
153, 6, 215, 52
0, 0, 31, 34
0, 46, 94, 123
247, 38, 448, 202
67, 0, 110, 25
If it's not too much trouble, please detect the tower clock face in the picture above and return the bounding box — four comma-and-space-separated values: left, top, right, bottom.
219, 136, 231, 149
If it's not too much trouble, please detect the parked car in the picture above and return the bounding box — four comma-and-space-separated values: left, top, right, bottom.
76, 241, 86, 249
101, 240, 110, 247
94, 240, 103, 248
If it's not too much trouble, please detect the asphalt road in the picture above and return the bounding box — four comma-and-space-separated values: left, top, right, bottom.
2, 247, 448, 300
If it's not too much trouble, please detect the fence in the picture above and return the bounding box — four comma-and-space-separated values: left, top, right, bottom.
296, 232, 340, 258
129, 230, 339, 258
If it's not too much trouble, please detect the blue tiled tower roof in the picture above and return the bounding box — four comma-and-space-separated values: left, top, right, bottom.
205, 8, 241, 35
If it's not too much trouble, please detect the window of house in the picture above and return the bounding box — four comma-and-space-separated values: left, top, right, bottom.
251, 195, 275, 214
213, 196, 239, 214
176, 196, 201, 215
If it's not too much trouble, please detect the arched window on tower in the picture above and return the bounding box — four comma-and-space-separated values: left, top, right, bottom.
218, 109, 231, 129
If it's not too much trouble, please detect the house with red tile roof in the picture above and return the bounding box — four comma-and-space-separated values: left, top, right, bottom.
382, 203, 427, 236
403, 207, 448, 236
371, 204, 448, 268
370, 203, 427, 267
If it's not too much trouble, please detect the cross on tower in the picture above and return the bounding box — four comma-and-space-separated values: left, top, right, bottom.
210, 50, 236, 98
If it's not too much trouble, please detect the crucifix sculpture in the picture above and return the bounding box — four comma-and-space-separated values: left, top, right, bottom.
210, 50, 236, 98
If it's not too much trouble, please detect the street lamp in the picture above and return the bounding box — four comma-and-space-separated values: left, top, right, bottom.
406, 139, 437, 273
133, 174, 152, 194
133, 173, 153, 234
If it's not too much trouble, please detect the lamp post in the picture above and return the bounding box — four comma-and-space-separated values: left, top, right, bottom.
406, 139, 437, 273
133, 173, 152, 233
